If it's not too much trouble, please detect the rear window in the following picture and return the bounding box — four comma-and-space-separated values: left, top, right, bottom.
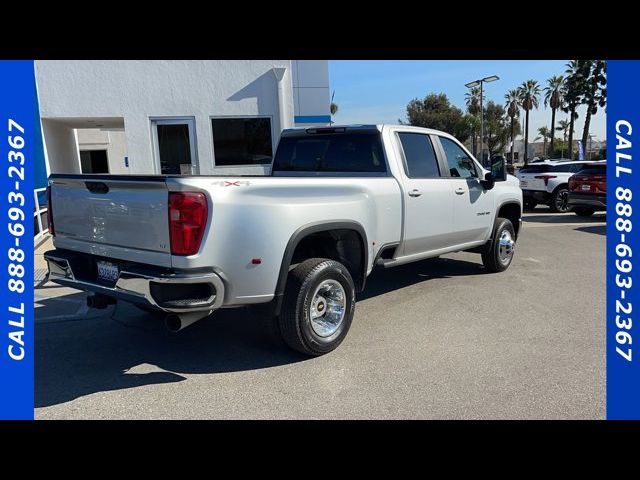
550, 163, 583, 173
519, 165, 550, 174
272, 132, 387, 174
576, 164, 606, 175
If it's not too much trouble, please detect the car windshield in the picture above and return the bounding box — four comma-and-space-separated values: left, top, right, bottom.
272, 132, 387, 173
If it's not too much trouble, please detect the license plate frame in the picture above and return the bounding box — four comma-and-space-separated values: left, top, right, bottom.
96, 260, 119, 283
581, 184, 591, 191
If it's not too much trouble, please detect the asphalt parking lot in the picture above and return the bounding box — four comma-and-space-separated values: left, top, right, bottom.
34, 208, 606, 419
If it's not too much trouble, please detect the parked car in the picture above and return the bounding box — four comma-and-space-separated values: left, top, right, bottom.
568, 161, 606, 217
516, 160, 599, 212
45, 125, 523, 356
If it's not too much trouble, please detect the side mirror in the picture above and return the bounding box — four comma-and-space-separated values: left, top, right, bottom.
481, 171, 495, 190
490, 156, 507, 182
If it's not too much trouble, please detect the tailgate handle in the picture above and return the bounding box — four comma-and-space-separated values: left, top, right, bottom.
85, 181, 110, 194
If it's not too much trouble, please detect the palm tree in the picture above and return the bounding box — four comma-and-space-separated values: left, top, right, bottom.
537, 126, 551, 158
556, 119, 570, 158
563, 61, 583, 159
580, 60, 606, 151
504, 89, 520, 164
544, 75, 564, 157
465, 87, 481, 156
517, 80, 541, 165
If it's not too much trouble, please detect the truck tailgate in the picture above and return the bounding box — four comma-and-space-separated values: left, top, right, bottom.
49, 175, 172, 267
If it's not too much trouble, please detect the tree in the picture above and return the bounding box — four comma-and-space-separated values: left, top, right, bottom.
537, 126, 552, 158
405, 93, 469, 141
465, 87, 481, 156
329, 102, 338, 125
556, 119, 571, 158
563, 61, 583, 160
580, 60, 606, 150
504, 89, 520, 164
543, 75, 564, 157
484, 101, 511, 158
517, 80, 541, 165
460, 114, 480, 154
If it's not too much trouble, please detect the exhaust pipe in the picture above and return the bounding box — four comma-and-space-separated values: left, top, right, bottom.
87, 294, 116, 309
165, 310, 212, 332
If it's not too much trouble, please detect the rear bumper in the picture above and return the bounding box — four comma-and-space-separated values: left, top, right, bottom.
44, 250, 225, 313
568, 193, 606, 209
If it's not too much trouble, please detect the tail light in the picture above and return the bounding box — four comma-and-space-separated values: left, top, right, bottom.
534, 175, 557, 186
168, 192, 208, 256
46, 186, 54, 235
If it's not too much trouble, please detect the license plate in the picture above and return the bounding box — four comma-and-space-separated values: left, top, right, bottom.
520, 180, 528, 187
581, 184, 591, 191
97, 261, 119, 282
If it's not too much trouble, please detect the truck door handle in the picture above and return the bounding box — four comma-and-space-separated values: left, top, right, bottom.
408, 189, 422, 197
455, 187, 465, 195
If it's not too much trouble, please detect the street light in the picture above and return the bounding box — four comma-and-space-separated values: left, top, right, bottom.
465, 75, 499, 167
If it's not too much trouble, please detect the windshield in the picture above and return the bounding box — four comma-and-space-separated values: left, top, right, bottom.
272, 132, 387, 174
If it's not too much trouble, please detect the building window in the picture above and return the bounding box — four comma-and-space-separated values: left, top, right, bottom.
80, 150, 109, 173
212, 117, 273, 166
152, 118, 198, 175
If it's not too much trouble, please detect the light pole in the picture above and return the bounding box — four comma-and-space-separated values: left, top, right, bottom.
465, 75, 499, 167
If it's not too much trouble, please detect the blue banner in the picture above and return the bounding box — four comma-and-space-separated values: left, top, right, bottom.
0, 61, 35, 419
578, 140, 585, 161
607, 60, 640, 419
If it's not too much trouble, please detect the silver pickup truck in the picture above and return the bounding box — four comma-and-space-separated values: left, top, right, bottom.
45, 125, 522, 355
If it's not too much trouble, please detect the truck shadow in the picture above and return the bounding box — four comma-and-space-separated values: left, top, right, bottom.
359, 256, 485, 301
36, 256, 484, 409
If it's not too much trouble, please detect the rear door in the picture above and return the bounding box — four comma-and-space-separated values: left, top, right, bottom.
49, 175, 172, 267
395, 132, 454, 256
435, 135, 494, 245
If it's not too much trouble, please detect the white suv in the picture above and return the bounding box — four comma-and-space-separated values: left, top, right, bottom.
516, 160, 598, 212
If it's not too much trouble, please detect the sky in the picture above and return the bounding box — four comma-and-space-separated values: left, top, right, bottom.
328, 60, 606, 142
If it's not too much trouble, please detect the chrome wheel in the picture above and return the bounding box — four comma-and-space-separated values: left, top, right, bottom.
309, 279, 346, 337
498, 229, 515, 263
554, 189, 570, 212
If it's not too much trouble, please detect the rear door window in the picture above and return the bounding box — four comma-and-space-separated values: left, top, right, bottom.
519, 165, 550, 174
272, 132, 387, 174
397, 133, 441, 178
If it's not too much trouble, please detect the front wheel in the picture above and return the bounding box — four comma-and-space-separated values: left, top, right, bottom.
277, 258, 356, 356
482, 217, 517, 273
550, 187, 572, 213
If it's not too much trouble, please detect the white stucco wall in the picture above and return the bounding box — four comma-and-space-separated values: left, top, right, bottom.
35, 60, 297, 175
40, 120, 81, 174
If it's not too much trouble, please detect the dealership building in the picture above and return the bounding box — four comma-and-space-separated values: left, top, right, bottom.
34, 60, 331, 184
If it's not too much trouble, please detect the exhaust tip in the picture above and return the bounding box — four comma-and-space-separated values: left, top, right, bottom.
87, 294, 116, 309
165, 314, 182, 333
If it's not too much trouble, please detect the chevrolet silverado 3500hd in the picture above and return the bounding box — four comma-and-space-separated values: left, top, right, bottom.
45, 125, 523, 356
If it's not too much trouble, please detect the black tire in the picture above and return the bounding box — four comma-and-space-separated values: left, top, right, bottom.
574, 207, 596, 217
550, 186, 572, 213
523, 198, 537, 210
277, 258, 355, 356
481, 217, 517, 273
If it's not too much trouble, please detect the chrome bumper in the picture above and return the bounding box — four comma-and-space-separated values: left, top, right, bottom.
45, 253, 225, 313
